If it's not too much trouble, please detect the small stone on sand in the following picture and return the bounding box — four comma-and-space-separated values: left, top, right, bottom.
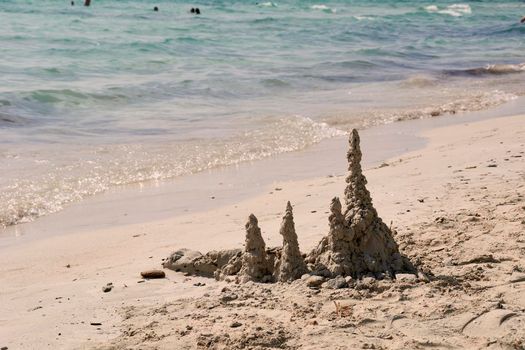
102, 283, 113, 293
324, 276, 348, 289
396, 274, 417, 283
306, 275, 325, 287
140, 270, 166, 279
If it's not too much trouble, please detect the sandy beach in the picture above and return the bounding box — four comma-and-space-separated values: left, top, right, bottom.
2, 1, 525, 349
0, 109, 524, 349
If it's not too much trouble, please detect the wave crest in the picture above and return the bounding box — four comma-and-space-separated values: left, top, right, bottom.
257, 2, 277, 7
323, 90, 518, 129
311, 4, 336, 13
0, 116, 345, 228
425, 4, 471, 17
446, 63, 525, 76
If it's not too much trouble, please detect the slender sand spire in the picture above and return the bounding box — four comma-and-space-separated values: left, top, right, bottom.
306, 129, 407, 278
238, 214, 270, 282
276, 202, 307, 282
328, 197, 346, 244
343, 129, 375, 231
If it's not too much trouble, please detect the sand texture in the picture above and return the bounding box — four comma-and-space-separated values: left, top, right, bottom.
0, 114, 524, 349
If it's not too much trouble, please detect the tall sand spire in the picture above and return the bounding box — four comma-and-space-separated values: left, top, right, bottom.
306, 129, 409, 278
344, 128, 375, 230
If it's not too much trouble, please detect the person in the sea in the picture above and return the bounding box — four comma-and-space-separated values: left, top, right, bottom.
84, 0, 90, 6
154, 6, 159, 12
196, 8, 201, 14
521, 16, 525, 24
71, 1, 74, 5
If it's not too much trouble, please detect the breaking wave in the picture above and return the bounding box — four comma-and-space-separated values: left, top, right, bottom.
445, 63, 525, 77
1, 84, 521, 229
322, 90, 519, 129
311, 4, 337, 13
0, 116, 345, 227
425, 4, 471, 17
257, 2, 278, 7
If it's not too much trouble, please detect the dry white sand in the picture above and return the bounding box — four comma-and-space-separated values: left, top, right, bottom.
0, 113, 524, 349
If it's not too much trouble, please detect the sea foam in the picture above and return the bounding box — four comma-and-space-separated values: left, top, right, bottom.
0, 116, 346, 228
257, 2, 277, 7
311, 4, 336, 13
425, 4, 472, 17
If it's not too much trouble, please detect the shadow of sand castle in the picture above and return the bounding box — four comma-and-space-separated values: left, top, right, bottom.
163, 129, 417, 286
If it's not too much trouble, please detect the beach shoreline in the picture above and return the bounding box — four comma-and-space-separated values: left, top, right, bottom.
0, 98, 525, 249
0, 106, 523, 348
1, 96, 524, 247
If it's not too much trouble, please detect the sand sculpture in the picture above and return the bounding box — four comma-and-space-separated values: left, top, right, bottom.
237, 214, 273, 283
305, 129, 406, 278
164, 129, 414, 284
276, 202, 307, 282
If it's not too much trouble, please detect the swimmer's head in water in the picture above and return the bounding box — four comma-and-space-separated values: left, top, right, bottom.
154, 6, 159, 11
71, 1, 74, 5
190, 8, 195, 13
196, 8, 201, 14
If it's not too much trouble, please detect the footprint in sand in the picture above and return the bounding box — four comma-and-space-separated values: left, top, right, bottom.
461, 309, 522, 338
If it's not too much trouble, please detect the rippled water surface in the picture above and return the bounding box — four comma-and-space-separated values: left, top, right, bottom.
1, 0, 524, 226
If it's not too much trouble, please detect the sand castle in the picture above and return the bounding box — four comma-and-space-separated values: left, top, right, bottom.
163, 129, 413, 283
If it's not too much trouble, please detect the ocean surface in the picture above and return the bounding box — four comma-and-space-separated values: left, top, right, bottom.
1, 0, 524, 227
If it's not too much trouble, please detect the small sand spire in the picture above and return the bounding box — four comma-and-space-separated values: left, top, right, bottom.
238, 214, 270, 282
276, 202, 307, 282
306, 129, 408, 278
328, 197, 346, 243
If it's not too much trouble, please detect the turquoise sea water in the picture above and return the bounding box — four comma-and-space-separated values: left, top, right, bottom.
1, 0, 524, 227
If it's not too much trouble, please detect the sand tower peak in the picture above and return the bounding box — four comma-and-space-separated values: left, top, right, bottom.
306, 129, 410, 278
